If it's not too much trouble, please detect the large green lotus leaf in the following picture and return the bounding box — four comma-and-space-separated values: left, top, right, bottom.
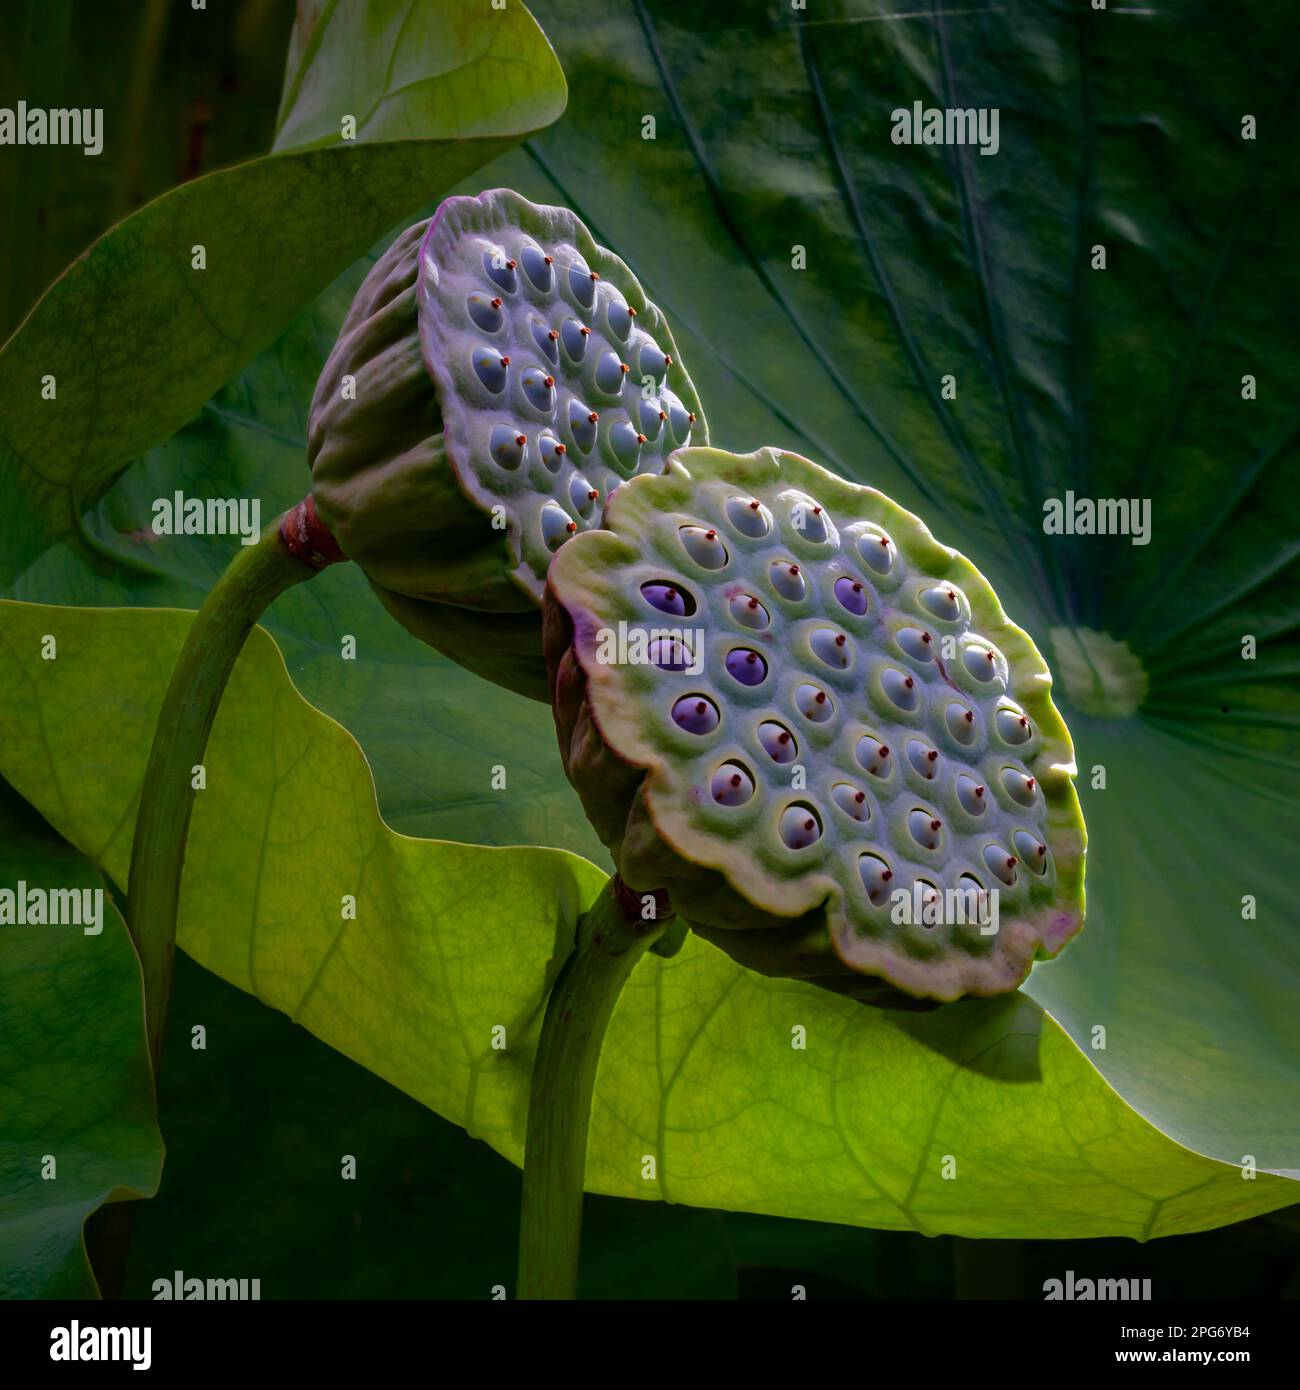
0, 782, 163, 1298
447, 0, 1300, 1171
0, 601, 1293, 1238
122, 951, 736, 1299
0, 0, 565, 583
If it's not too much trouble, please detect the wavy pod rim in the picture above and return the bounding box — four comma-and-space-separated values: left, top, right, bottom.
544, 445, 1088, 1004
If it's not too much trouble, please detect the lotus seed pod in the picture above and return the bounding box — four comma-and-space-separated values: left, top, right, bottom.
307, 188, 707, 700
544, 446, 1086, 1005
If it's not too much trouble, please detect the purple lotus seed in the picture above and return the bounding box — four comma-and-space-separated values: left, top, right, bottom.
1013, 830, 1048, 872
541, 501, 575, 551
489, 424, 525, 470
568, 263, 596, 307
607, 300, 634, 340
729, 593, 770, 630
711, 762, 755, 807
596, 350, 625, 395
637, 339, 669, 380
560, 319, 589, 361
637, 398, 663, 439
610, 421, 642, 469
467, 291, 504, 332
792, 497, 829, 543
472, 347, 508, 393
522, 366, 555, 412
779, 804, 822, 850
671, 694, 719, 735
641, 581, 694, 617
568, 399, 598, 452
920, 584, 962, 621
663, 391, 693, 444
963, 644, 1000, 681
834, 576, 869, 616
946, 702, 977, 744
758, 721, 797, 763
570, 475, 597, 516
538, 434, 565, 472
649, 636, 694, 671
983, 844, 1018, 885
856, 738, 891, 778
726, 648, 768, 687
521, 244, 553, 291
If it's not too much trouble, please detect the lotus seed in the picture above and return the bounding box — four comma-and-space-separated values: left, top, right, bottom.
920, 585, 962, 621
468, 291, 504, 331
859, 854, 894, 906
832, 783, 871, 823
779, 804, 822, 850
672, 695, 719, 734
729, 593, 770, 630
956, 775, 986, 815
880, 667, 919, 710
568, 264, 595, 306
595, 351, 624, 394
833, 577, 869, 616
810, 628, 851, 669
484, 250, 517, 292
896, 627, 934, 662
907, 740, 939, 779
473, 347, 508, 393
521, 244, 553, 290
560, 319, 588, 361
996, 706, 1032, 744
983, 845, 1018, 885
908, 809, 943, 849
712, 762, 755, 807
770, 561, 806, 601
641, 581, 694, 617
945, 702, 977, 744
489, 424, 525, 469
680, 526, 728, 569
796, 684, 833, 722
758, 721, 797, 763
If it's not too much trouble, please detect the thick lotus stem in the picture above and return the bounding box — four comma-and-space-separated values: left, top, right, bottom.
126, 495, 346, 1073
516, 876, 669, 1299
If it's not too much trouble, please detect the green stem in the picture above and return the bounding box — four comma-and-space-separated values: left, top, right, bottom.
517, 877, 668, 1299
126, 507, 338, 1074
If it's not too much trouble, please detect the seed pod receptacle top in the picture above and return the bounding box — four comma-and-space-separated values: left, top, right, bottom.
544, 446, 1086, 1005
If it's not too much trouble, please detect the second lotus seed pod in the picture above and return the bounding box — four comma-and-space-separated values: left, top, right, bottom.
307, 188, 708, 700
544, 446, 1087, 1006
